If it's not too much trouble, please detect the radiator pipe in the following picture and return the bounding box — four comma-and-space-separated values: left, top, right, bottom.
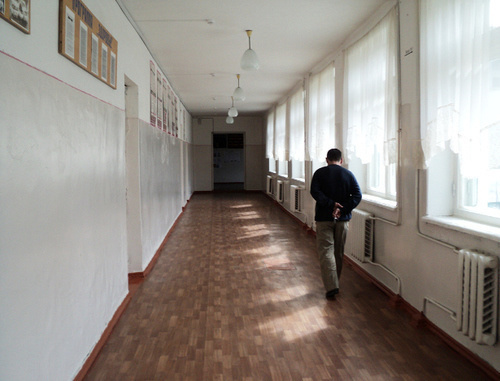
423, 297, 457, 321
366, 260, 402, 295
415, 169, 459, 252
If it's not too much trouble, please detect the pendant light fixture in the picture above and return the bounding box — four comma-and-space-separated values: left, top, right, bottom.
233, 74, 245, 101
226, 115, 234, 124
240, 30, 260, 71
228, 96, 238, 117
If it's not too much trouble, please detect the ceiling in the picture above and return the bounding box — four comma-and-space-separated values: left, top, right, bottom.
116, 0, 390, 117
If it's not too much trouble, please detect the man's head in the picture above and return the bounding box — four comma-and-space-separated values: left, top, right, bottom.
326, 148, 342, 164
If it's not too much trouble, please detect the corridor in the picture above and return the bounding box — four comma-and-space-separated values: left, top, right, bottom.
84, 193, 490, 380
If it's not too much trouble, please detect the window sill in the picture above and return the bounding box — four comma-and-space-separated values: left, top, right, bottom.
362, 194, 397, 211
422, 215, 500, 243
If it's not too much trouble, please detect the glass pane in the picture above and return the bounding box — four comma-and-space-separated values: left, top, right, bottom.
269, 159, 276, 173
278, 160, 288, 177
388, 163, 397, 197
487, 170, 500, 210
367, 149, 384, 194
291, 160, 305, 180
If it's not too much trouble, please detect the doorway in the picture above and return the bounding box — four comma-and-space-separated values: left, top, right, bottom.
124, 75, 142, 273
213, 133, 244, 191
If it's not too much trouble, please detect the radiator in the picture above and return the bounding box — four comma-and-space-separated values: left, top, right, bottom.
276, 180, 284, 202
344, 209, 374, 263
290, 185, 304, 212
266, 175, 274, 195
457, 249, 498, 346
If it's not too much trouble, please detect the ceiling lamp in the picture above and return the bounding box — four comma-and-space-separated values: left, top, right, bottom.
228, 96, 238, 117
233, 74, 245, 101
226, 115, 234, 124
240, 30, 260, 71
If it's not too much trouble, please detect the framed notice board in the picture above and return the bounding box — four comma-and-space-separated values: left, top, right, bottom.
58, 0, 118, 89
0, 0, 31, 34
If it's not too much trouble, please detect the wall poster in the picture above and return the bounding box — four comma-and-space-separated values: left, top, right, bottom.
58, 0, 118, 89
0, 0, 30, 34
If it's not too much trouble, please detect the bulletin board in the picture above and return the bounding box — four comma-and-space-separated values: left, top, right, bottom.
0, 0, 31, 34
58, 0, 118, 89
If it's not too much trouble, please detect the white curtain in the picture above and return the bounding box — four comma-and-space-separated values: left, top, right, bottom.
274, 102, 287, 161
306, 62, 335, 162
266, 111, 274, 159
420, 0, 500, 177
345, 7, 398, 165
289, 86, 305, 161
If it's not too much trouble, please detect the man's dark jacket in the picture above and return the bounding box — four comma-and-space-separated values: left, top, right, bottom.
310, 164, 362, 222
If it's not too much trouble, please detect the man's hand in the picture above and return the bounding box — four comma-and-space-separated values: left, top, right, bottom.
333, 202, 343, 219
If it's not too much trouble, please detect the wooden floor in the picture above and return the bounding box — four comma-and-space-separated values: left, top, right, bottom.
84, 192, 493, 381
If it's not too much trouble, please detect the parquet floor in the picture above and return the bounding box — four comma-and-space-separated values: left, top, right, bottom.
84, 192, 493, 381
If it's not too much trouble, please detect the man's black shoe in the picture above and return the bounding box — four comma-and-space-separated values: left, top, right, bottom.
325, 288, 339, 300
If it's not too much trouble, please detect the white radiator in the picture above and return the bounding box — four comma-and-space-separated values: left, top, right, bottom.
290, 185, 304, 212
266, 175, 274, 195
276, 180, 284, 202
457, 249, 498, 346
344, 209, 374, 263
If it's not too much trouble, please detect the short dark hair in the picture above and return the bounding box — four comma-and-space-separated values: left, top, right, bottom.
327, 148, 342, 162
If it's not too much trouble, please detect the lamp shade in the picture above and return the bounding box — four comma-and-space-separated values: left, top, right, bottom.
228, 96, 238, 117
226, 116, 234, 124
233, 86, 245, 101
241, 30, 260, 71
233, 74, 245, 101
228, 106, 238, 117
240, 49, 259, 71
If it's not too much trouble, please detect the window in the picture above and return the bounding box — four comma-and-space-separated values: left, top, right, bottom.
278, 160, 288, 177
275, 103, 288, 177
307, 62, 335, 163
421, 0, 500, 225
291, 160, 305, 180
289, 86, 305, 179
344, 7, 398, 201
274, 102, 287, 162
266, 111, 275, 172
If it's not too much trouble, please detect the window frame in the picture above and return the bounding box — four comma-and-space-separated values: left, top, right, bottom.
420, 0, 500, 228
344, 6, 399, 203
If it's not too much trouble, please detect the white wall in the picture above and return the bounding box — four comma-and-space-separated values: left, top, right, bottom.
139, 123, 183, 269
0, 52, 128, 381
193, 116, 265, 192
0, 1, 192, 380
268, 0, 500, 372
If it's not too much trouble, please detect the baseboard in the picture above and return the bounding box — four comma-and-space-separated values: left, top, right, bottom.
279, 204, 499, 379
423, 318, 500, 380
264, 191, 312, 233
128, 205, 188, 281
193, 189, 263, 194
344, 256, 500, 380
74, 292, 132, 381
344, 256, 404, 309
76, 202, 191, 380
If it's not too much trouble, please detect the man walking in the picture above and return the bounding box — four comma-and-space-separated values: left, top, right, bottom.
310, 149, 362, 300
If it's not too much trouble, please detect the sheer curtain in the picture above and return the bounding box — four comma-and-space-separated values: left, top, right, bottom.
306, 62, 335, 162
345, 7, 398, 165
289, 86, 305, 161
420, 0, 500, 177
274, 102, 288, 161
266, 111, 274, 159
